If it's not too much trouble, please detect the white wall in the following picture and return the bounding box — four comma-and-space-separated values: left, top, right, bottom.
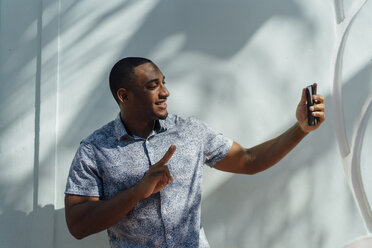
1, 0, 371, 247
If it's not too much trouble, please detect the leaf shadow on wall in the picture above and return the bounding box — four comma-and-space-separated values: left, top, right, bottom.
0, 205, 109, 248
122, 0, 307, 59
0, 0, 325, 247
201, 65, 372, 248
63, 0, 310, 145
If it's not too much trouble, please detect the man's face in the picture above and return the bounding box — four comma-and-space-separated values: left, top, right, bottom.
127, 62, 170, 121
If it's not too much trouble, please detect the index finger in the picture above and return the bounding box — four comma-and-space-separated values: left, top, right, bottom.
155, 144, 176, 166
313, 94, 324, 104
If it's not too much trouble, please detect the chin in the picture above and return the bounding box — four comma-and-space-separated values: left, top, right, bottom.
157, 111, 168, 120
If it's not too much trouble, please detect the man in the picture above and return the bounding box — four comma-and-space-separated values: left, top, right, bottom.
65, 57, 325, 247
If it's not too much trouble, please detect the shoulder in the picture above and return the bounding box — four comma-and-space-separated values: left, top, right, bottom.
164, 114, 207, 130
81, 119, 117, 148
163, 115, 213, 139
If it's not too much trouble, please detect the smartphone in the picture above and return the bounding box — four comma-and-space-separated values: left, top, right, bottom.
306, 85, 317, 126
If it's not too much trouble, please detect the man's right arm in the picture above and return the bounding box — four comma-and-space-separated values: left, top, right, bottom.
65, 144, 176, 239
65, 187, 141, 239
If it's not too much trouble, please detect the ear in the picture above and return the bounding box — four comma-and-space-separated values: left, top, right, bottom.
117, 88, 128, 104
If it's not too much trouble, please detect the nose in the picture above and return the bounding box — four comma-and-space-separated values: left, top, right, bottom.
159, 83, 170, 98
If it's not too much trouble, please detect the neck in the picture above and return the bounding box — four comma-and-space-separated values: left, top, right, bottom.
120, 111, 155, 138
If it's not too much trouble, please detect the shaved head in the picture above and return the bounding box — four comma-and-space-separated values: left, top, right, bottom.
109, 57, 154, 104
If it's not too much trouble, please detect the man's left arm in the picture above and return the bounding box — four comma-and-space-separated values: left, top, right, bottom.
214, 83, 325, 174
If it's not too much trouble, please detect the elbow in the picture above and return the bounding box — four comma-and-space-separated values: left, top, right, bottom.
245, 170, 259, 175
65, 210, 92, 240
244, 166, 261, 175
242, 150, 260, 175
66, 219, 89, 240
242, 149, 279, 175
72, 233, 84, 240
72, 231, 85, 240
68, 225, 87, 240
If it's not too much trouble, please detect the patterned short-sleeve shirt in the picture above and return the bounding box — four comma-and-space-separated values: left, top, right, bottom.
65, 113, 233, 248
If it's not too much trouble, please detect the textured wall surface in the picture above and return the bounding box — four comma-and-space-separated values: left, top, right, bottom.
0, 0, 371, 247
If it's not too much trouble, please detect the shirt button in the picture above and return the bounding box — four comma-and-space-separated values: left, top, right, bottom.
145, 140, 149, 145
167, 235, 172, 239
163, 210, 167, 214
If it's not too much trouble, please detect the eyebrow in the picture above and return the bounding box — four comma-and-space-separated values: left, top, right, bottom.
145, 76, 165, 85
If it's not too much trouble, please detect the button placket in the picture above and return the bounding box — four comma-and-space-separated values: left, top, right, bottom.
160, 191, 172, 247
145, 139, 153, 165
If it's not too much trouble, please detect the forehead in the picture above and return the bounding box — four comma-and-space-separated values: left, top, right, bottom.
133, 63, 163, 84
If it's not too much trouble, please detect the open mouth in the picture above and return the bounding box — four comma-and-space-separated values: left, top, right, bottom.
155, 100, 167, 109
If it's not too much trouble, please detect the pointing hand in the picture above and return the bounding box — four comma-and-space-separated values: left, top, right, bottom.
135, 144, 176, 199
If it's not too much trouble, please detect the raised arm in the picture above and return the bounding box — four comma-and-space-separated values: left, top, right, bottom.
65, 145, 176, 239
214, 83, 325, 174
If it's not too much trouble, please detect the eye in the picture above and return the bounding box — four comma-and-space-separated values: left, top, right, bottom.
147, 83, 157, 90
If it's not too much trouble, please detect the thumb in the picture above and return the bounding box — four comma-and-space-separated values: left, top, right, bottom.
313, 82, 318, 95
299, 88, 307, 104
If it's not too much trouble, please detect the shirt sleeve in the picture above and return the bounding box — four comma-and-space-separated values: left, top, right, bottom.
65, 142, 103, 197
194, 118, 233, 168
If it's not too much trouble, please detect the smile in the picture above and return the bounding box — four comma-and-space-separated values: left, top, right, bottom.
155, 101, 167, 109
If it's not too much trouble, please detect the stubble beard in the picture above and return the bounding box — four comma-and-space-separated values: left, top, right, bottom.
157, 111, 168, 120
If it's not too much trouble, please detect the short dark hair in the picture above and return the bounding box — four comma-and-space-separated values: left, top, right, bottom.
109, 57, 153, 104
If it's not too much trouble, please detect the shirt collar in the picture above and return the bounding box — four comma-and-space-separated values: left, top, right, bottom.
114, 113, 168, 141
